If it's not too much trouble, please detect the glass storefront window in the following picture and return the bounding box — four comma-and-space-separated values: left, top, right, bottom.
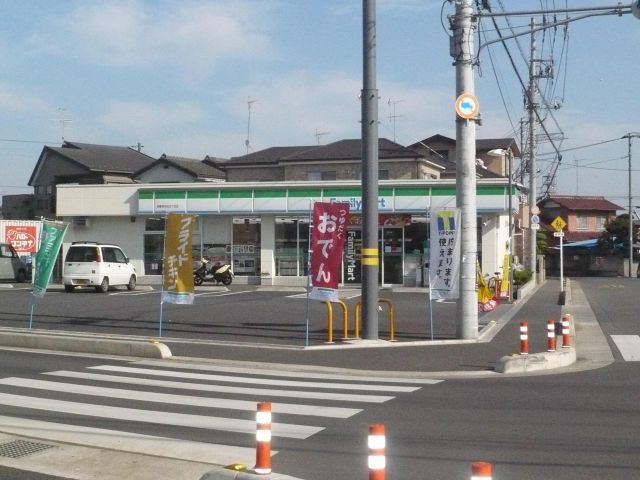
275, 217, 310, 276
144, 216, 201, 275
232, 217, 261, 276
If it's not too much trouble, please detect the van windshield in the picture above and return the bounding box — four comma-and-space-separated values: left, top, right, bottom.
65, 247, 98, 262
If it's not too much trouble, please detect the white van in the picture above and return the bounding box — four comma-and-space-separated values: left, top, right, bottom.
62, 242, 136, 293
0, 243, 28, 283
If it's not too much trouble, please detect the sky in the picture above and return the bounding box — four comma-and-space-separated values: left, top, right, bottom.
0, 0, 638, 208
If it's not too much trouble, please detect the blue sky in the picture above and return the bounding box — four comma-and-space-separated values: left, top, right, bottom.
0, 0, 638, 207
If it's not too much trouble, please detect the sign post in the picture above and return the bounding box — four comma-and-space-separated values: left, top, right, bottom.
551, 216, 567, 292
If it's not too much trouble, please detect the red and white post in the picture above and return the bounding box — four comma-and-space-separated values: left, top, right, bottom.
368, 424, 385, 480
547, 320, 556, 352
471, 461, 493, 479
562, 313, 572, 348
255, 402, 272, 475
520, 321, 529, 355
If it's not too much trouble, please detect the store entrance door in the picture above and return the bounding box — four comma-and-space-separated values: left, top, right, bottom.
380, 226, 403, 285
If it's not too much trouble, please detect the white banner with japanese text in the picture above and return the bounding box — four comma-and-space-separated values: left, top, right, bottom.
429, 208, 461, 300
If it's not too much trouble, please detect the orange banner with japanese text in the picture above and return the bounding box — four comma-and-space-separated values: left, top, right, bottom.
162, 213, 196, 304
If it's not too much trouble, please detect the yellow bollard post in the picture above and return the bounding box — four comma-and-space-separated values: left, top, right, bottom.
324, 301, 334, 344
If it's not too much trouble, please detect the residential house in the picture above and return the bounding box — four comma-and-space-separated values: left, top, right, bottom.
28, 141, 156, 218
1, 194, 34, 220
134, 154, 225, 183
538, 195, 621, 275
220, 138, 445, 182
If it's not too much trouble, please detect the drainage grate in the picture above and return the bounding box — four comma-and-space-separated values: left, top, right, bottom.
0, 440, 54, 458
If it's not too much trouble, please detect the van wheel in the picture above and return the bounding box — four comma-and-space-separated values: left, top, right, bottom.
127, 275, 136, 291
96, 278, 109, 293
64, 285, 75, 293
15, 270, 26, 283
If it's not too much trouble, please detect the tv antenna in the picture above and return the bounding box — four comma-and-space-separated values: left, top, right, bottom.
387, 98, 403, 142
57, 107, 72, 141
315, 129, 329, 145
245, 96, 258, 154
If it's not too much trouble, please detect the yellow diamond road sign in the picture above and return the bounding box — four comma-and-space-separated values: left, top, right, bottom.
551, 216, 566, 232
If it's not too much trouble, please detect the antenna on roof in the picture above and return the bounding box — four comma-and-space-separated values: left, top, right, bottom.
315, 129, 329, 145
387, 98, 403, 142
245, 96, 258, 154
129, 142, 144, 152
57, 107, 72, 141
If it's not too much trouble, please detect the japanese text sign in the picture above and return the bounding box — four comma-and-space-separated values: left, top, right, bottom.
310, 202, 350, 302
162, 213, 196, 304
429, 208, 461, 300
5, 225, 37, 253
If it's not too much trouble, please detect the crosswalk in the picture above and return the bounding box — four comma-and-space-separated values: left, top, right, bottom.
0, 362, 441, 465
611, 335, 640, 361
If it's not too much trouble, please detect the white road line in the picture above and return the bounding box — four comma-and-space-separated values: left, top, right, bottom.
0, 415, 258, 465
45, 371, 394, 403
611, 335, 640, 361
195, 290, 253, 297
88, 365, 420, 392
0, 377, 360, 419
135, 360, 443, 385
0, 392, 322, 439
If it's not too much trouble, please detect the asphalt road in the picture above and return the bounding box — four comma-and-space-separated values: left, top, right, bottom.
0, 277, 637, 479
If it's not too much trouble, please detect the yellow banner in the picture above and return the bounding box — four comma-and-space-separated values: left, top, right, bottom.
162, 213, 196, 304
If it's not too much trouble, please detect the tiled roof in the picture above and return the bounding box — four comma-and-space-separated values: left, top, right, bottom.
226, 138, 420, 166
155, 154, 225, 179
540, 195, 621, 212
50, 141, 156, 173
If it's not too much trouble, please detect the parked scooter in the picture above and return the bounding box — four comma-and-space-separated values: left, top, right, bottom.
193, 258, 234, 286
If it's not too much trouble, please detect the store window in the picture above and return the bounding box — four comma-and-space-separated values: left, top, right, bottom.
143, 216, 201, 275
275, 217, 310, 276
232, 217, 261, 276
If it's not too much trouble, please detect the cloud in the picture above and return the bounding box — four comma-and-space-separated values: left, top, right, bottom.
36, 0, 275, 81
98, 100, 206, 136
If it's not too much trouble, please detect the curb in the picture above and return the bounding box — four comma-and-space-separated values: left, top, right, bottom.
0, 331, 172, 358
199, 468, 303, 480
494, 347, 576, 373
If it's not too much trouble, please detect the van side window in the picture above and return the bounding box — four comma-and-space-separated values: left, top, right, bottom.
0, 245, 10, 257
113, 248, 127, 263
102, 248, 117, 263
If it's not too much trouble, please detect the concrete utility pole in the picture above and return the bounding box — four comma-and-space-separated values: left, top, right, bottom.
451, 0, 478, 339
527, 19, 539, 276
625, 133, 640, 277
361, 0, 379, 339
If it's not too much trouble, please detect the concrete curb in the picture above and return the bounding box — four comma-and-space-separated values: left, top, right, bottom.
0, 331, 172, 358
199, 468, 303, 480
494, 347, 576, 373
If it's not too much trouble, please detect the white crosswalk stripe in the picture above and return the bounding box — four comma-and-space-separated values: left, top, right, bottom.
0, 362, 441, 465
611, 335, 640, 361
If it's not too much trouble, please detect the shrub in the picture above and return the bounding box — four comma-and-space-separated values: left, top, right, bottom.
513, 269, 533, 286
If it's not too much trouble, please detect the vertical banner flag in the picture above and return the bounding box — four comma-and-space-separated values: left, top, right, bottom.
162, 213, 196, 304
32, 220, 68, 298
429, 208, 461, 300
310, 202, 350, 302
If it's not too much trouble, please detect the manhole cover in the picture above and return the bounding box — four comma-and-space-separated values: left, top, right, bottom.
0, 440, 54, 458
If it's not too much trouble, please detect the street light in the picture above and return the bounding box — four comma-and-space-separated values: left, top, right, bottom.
487, 148, 514, 299
623, 132, 640, 278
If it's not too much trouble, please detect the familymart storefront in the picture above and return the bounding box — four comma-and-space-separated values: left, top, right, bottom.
56, 180, 517, 287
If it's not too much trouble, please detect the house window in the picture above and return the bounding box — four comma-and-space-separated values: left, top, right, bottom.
307, 171, 337, 181
576, 215, 588, 230
596, 216, 607, 231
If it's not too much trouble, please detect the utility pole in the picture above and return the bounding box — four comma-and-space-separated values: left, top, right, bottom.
361, 0, 379, 340
527, 19, 539, 277
451, 0, 478, 339
624, 133, 640, 277
245, 97, 258, 154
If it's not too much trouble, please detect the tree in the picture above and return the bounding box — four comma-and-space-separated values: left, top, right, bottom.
599, 214, 637, 256
536, 232, 549, 255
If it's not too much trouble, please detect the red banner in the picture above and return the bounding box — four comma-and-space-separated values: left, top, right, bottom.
310, 202, 350, 301
5, 225, 37, 253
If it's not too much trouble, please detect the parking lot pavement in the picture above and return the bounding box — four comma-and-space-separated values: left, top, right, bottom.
0, 279, 575, 375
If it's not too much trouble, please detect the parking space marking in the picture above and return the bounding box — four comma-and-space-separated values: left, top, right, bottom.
194, 290, 254, 297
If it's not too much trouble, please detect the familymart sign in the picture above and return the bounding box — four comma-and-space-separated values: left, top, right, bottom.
138, 185, 514, 215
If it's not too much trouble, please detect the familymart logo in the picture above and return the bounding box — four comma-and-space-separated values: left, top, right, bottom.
329, 197, 387, 210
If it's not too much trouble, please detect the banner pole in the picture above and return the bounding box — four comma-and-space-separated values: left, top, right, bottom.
159, 300, 164, 337
28, 299, 35, 330
428, 280, 434, 341
304, 199, 313, 347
